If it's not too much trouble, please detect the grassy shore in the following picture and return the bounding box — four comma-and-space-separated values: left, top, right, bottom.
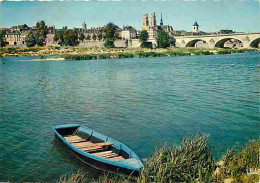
0, 46, 257, 60
60, 135, 260, 183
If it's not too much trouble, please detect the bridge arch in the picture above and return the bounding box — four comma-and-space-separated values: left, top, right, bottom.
215, 38, 243, 48
250, 37, 260, 48
185, 39, 206, 47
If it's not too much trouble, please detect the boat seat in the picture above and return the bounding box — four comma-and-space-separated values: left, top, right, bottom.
108, 156, 125, 161
72, 141, 94, 147
83, 147, 104, 153
101, 153, 118, 159
68, 139, 87, 143
73, 141, 114, 148
64, 136, 86, 143
94, 142, 114, 148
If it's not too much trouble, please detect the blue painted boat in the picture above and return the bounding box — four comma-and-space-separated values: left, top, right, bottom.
52, 124, 144, 175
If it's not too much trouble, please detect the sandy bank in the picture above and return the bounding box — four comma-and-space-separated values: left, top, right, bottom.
31, 57, 65, 61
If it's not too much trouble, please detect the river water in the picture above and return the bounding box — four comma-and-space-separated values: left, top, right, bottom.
0, 52, 259, 181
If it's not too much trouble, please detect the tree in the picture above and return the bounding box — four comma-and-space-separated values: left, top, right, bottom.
79, 33, 85, 42
139, 30, 150, 48
139, 30, 148, 43
92, 34, 97, 41
169, 36, 176, 47
97, 31, 103, 41
0, 30, 6, 47
156, 30, 172, 48
103, 22, 116, 40
54, 26, 67, 45
103, 22, 116, 48
36, 20, 47, 46
63, 29, 78, 46
25, 30, 36, 47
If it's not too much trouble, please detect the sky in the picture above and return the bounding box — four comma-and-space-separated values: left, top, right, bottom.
0, 0, 260, 33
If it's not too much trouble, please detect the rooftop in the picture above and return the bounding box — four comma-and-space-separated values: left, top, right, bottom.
193, 21, 199, 26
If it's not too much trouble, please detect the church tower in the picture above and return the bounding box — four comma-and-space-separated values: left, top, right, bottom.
192, 21, 199, 33
142, 14, 149, 30
142, 14, 149, 27
160, 12, 163, 26
149, 12, 156, 27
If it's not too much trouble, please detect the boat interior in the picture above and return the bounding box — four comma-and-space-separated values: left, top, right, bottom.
56, 127, 129, 161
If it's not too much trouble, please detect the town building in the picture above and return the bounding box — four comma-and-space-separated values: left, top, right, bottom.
45, 26, 57, 46
4, 24, 31, 46
5, 24, 31, 47
5, 30, 23, 46
121, 25, 137, 40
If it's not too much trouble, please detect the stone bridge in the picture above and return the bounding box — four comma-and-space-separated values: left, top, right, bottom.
175, 32, 260, 48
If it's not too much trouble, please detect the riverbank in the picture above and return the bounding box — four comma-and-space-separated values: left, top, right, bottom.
0, 46, 257, 60
61, 136, 260, 183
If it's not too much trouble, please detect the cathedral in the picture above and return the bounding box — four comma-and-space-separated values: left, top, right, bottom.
141, 12, 173, 39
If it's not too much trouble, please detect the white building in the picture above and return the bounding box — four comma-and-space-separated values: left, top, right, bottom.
192, 21, 199, 33
121, 26, 137, 40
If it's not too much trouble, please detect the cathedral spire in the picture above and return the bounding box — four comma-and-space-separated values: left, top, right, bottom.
160, 12, 163, 26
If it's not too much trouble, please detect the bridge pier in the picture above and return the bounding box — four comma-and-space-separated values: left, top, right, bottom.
242, 41, 251, 49
208, 42, 215, 49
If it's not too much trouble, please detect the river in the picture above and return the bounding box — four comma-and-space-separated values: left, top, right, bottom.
0, 52, 259, 181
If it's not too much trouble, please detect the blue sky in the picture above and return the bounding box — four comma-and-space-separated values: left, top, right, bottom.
0, 0, 259, 32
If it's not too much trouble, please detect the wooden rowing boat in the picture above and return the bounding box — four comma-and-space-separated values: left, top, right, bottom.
52, 124, 144, 175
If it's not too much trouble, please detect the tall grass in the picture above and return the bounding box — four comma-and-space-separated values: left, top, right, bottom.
60, 170, 87, 183
213, 139, 260, 182
60, 170, 134, 183
139, 134, 215, 183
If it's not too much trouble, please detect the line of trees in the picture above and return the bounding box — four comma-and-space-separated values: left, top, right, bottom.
53, 23, 115, 47
26, 22, 80, 47
26, 21, 114, 47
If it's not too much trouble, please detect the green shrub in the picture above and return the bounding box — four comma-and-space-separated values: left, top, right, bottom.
137, 52, 167, 58
117, 53, 134, 58
97, 53, 113, 59
104, 39, 115, 48
140, 42, 153, 49
7, 47, 16, 53
62, 54, 98, 60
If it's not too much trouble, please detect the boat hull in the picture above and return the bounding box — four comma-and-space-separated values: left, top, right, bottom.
53, 126, 142, 176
